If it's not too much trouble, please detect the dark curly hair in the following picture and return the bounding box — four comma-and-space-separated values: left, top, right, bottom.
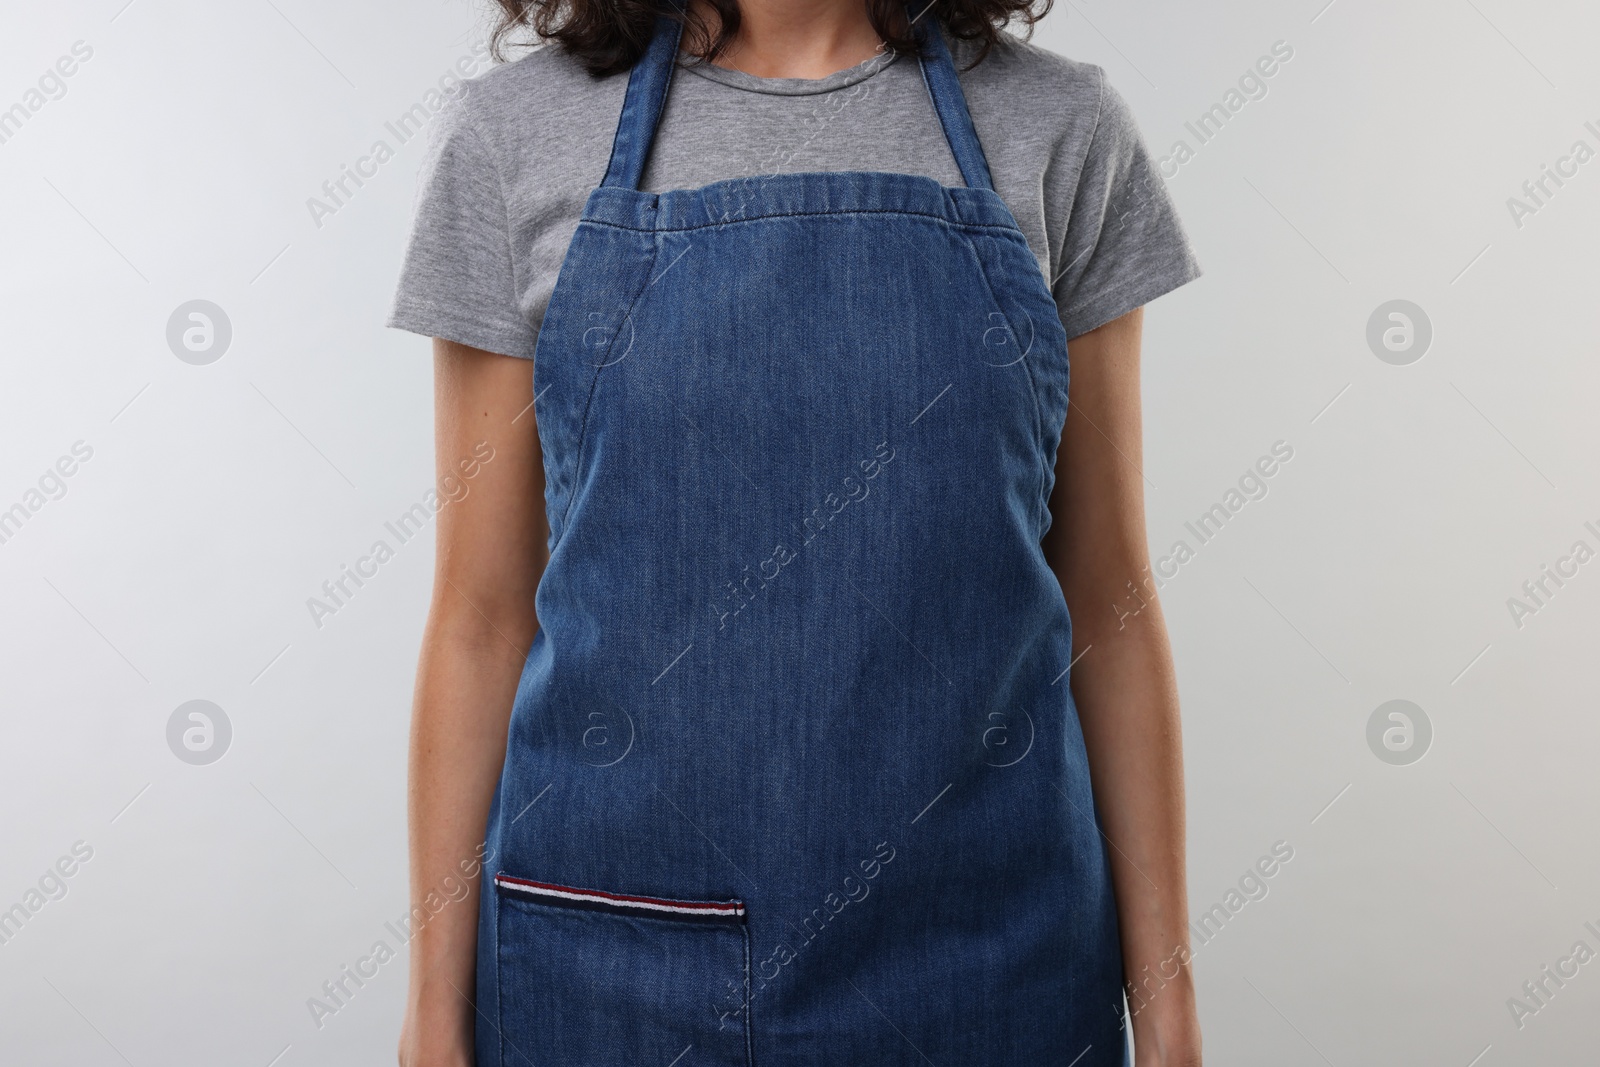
489, 0, 1053, 76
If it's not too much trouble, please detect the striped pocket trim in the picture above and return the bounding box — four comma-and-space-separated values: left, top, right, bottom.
494, 873, 746, 924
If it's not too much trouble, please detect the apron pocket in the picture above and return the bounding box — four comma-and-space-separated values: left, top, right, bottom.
492, 872, 753, 1067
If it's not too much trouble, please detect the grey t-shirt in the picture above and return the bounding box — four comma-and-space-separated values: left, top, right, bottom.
388, 30, 1200, 356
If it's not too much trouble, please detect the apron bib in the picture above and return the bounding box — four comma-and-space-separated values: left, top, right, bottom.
477, 8, 1126, 1065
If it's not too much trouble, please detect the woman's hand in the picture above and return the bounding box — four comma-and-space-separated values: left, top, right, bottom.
1130, 979, 1203, 1066
397, 975, 475, 1066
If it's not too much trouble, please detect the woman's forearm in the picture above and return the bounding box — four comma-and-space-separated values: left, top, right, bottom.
1070, 591, 1199, 1061
401, 605, 531, 1064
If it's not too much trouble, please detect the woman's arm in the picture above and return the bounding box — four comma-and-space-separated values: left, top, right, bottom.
1042, 308, 1202, 1067
399, 340, 548, 1067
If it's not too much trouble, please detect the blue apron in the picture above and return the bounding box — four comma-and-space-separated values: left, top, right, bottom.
476, 8, 1126, 1065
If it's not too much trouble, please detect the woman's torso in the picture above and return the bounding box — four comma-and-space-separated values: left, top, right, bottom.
471, 20, 1126, 1066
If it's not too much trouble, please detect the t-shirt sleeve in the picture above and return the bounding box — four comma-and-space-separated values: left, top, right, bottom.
1052, 71, 1201, 340
386, 95, 539, 359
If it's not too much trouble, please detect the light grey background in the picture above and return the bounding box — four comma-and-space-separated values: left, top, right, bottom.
2, 1, 1597, 1064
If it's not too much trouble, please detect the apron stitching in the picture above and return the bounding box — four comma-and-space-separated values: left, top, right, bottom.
956, 230, 1051, 536
494, 896, 504, 1067
583, 207, 1020, 235
741, 922, 756, 1067
555, 232, 663, 545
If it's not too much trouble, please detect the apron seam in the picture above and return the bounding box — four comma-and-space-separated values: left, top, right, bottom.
554, 233, 663, 546
741, 921, 756, 1067
581, 209, 1021, 234
956, 230, 1051, 537
494, 891, 506, 1067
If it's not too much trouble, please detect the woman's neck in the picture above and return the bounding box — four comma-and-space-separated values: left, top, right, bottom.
688, 0, 887, 79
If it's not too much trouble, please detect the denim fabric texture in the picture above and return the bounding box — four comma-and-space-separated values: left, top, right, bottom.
477, 7, 1127, 1065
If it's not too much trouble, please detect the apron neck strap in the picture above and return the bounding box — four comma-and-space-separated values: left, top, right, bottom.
600, 0, 996, 193
599, 5, 688, 190
908, 2, 995, 192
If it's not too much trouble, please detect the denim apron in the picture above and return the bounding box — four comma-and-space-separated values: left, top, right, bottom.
476, 8, 1126, 1065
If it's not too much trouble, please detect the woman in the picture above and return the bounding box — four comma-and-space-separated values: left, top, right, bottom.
389, 0, 1202, 1064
